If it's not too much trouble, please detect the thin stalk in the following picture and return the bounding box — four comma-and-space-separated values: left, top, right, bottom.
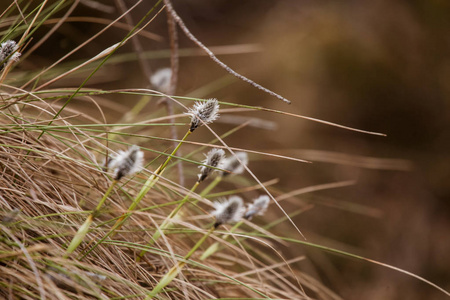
198, 175, 222, 198
200, 207, 312, 261
167, 181, 199, 220
65, 180, 117, 257
111, 130, 191, 233
179, 176, 222, 218
127, 95, 152, 118
94, 181, 118, 212
145, 226, 215, 299
80, 130, 191, 259
199, 220, 243, 261
36, 0, 164, 141
160, 130, 191, 171
136, 181, 200, 262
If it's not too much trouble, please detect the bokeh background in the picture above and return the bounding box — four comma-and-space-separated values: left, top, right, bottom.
12, 0, 450, 299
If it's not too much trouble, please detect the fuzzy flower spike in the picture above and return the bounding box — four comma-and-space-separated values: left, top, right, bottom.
65, 145, 144, 257
244, 195, 270, 220
109, 145, 144, 180
211, 196, 245, 228
221, 151, 248, 177
0, 40, 21, 71
186, 98, 220, 132
198, 148, 225, 182
146, 195, 243, 299
150, 67, 172, 94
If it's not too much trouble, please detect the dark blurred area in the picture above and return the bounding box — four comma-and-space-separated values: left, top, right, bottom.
161, 2, 450, 299
10, 0, 450, 299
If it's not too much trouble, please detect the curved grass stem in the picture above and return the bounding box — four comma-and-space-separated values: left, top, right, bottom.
198, 175, 222, 199
64, 180, 117, 257
145, 226, 215, 299
199, 220, 243, 261
79, 130, 191, 259
136, 180, 200, 262
110, 130, 191, 234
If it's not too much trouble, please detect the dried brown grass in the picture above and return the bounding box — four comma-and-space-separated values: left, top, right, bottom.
0, 95, 328, 299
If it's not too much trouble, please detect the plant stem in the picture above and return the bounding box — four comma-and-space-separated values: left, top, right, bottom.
160, 130, 191, 171
199, 220, 243, 260
36, 0, 164, 140
136, 181, 200, 262
145, 226, 215, 299
198, 175, 222, 198
111, 130, 191, 234
94, 181, 118, 212
79, 130, 191, 259
64, 180, 117, 257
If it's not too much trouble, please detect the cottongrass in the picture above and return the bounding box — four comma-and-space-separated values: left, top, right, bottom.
198, 148, 225, 182
146, 196, 246, 299
244, 195, 270, 220
81, 99, 222, 257
150, 67, 172, 94
1, 3, 443, 300
136, 148, 225, 261
199, 151, 249, 198
221, 151, 248, 176
211, 196, 246, 228
1, 97, 445, 299
0, 40, 20, 71
65, 145, 144, 257
108, 145, 144, 181
0, 98, 316, 299
186, 98, 220, 132
200, 195, 270, 261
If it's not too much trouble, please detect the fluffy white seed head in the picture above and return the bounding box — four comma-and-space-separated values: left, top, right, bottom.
0, 40, 20, 71
108, 145, 144, 181
198, 148, 225, 182
150, 68, 172, 94
221, 152, 248, 177
211, 196, 245, 228
186, 98, 220, 132
244, 195, 270, 220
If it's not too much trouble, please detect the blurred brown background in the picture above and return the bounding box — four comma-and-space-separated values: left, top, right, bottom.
150, 2, 450, 299
18, 0, 450, 299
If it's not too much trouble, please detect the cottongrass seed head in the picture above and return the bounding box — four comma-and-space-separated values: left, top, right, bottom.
186, 98, 220, 132
212, 196, 245, 228
108, 145, 144, 181
150, 67, 172, 94
198, 148, 225, 182
0, 40, 21, 71
221, 151, 248, 177
244, 195, 270, 220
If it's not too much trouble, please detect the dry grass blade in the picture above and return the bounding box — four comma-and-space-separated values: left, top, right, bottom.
1, 225, 47, 300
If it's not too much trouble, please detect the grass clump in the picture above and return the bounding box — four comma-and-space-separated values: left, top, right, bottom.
0, 1, 449, 300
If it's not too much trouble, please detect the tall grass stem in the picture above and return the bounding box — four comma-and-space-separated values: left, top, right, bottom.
199, 220, 243, 261
136, 181, 200, 261
80, 130, 191, 258
65, 180, 118, 257
145, 226, 215, 299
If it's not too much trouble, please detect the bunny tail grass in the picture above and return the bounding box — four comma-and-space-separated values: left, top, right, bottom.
80, 130, 192, 258
108, 130, 191, 235
201, 195, 269, 260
